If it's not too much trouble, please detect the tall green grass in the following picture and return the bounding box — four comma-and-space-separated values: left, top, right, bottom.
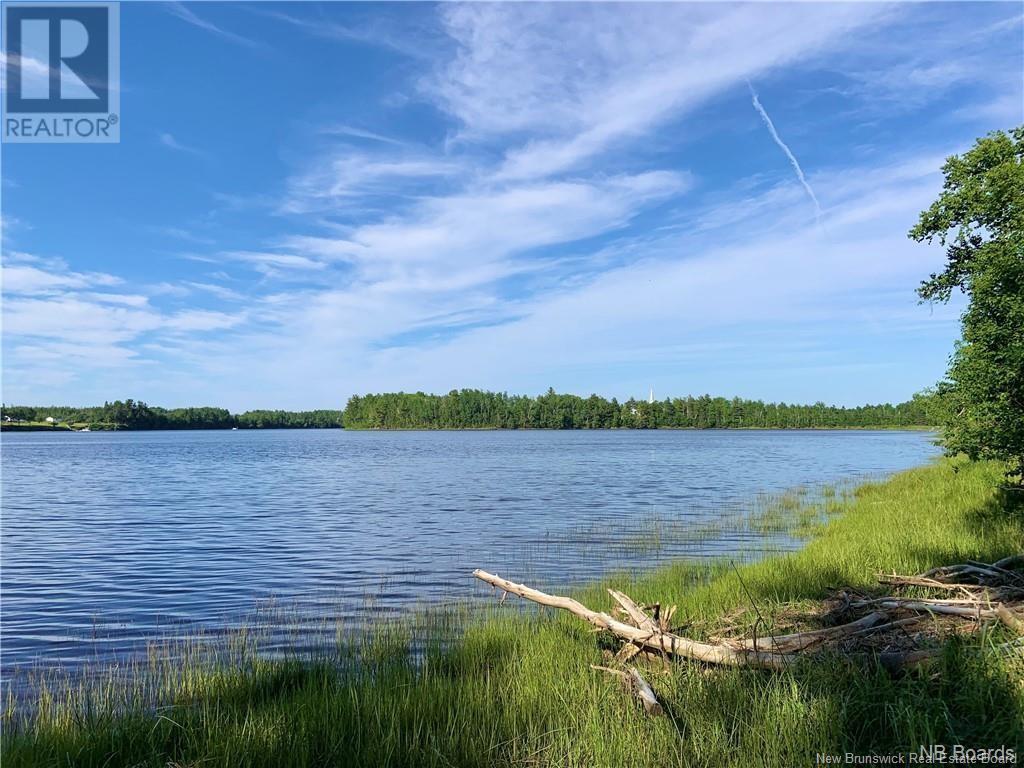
3, 458, 1022, 767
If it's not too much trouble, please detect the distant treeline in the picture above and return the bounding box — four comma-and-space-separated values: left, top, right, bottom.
1, 400, 344, 430
3, 389, 941, 432
343, 389, 941, 430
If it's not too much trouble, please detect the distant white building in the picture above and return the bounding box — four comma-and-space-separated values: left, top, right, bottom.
630, 388, 656, 416
45, 416, 56, 423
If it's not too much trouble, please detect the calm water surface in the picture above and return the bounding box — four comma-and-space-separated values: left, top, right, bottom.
2, 429, 938, 673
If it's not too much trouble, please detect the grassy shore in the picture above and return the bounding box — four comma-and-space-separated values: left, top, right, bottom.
3, 458, 1022, 767
0, 421, 74, 431
0, 421, 120, 431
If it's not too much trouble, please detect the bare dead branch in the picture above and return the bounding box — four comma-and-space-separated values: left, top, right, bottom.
590, 665, 664, 716
741, 612, 885, 652
475, 570, 794, 670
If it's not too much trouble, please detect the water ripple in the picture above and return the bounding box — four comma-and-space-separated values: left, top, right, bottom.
1, 429, 938, 673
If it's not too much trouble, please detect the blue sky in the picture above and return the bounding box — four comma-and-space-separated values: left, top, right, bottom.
2, 2, 1021, 410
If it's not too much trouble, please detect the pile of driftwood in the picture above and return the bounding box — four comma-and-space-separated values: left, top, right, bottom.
474, 555, 1023, 716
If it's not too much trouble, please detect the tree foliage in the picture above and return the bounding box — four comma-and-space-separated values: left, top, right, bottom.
2, 391, 938, 432
910, 126, 1024, 474
0, 401, 344, 430
234, 410, 344, 429
342, 389, 937, 430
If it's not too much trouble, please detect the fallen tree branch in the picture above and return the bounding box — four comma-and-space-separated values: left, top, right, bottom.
474, 570, 795, 670
994, 554, 1024, 571
629, 668, 663, 716
852, 598, 1000, 619
591, 665, 664, 716
474, 565, 1021, 674
877, 574, 983, 593
847, 615, 923, 637
608, 589, 657, 633
914, 556, 1024, 588
740, 612, 886, 653
972, 560, 1024, 587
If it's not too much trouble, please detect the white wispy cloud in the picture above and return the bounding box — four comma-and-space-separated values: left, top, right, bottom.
220, 250, 326, 272
747, 83, 822, 222
318, 125, 408, 147
283, 154, 464, 213
1, 254, 246, 384
159, 132, 205, 156
165, 2, 262, 49
2, 258, 122, 294
185, 282, 247, 302
289, 154, 958, 404
424, 3, 891, 181
110, 146, 958, 409
0, 51, 49, 83
280, 171, 690, 292
154, 226, 216, 245
251, 6, 441, 60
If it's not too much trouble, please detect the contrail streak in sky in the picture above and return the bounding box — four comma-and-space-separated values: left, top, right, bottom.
748, 82, 822, 222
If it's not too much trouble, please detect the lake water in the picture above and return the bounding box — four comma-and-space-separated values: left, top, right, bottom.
1, 429, 938, 675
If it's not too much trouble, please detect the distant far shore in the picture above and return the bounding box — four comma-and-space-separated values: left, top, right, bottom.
2, 389, 942, 432
341, 424, 938, 432
341, 388, 940, 430
0, 422, 339, 433
1, 423, 937, 433
1, 402, 343, 432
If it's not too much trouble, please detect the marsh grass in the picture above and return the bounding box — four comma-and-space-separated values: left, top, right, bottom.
513, 480, 861, 577
3, 458, 1023, 767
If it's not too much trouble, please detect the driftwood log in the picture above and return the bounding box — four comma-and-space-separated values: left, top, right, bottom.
851, 597, 1001, 619
475, 569, 796, 670
474, 555, 1024, 675
475, 570, 940, 670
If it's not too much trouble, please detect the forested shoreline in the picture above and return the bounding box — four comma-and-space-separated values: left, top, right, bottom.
0, 401, 344, 431
2, 390, 939, 432
342, 389, 939, 430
